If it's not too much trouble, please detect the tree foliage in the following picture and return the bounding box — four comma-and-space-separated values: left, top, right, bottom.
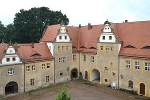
56, 85, 71, 100
0, 21, 6, 42
13, 7, 69, 43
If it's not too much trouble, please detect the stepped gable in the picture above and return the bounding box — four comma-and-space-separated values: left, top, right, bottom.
0, 43, 7, 60
17, 43, 53, 63
118, 21, 150, 59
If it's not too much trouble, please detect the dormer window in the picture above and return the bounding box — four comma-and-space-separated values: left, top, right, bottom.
102, 36, 105, 40
12, 57, 16, 61
6, 58, 10, 62
109, 36, 112, 40
59, 36, 62, 39
142, 46, 150, 49
125, 45, 135, 48
65, 36, 67, 39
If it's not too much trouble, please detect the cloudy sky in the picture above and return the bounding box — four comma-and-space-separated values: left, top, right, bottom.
0, 0, 150, 26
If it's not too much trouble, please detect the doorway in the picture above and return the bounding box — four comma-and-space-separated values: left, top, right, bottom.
5, 81, 18, 95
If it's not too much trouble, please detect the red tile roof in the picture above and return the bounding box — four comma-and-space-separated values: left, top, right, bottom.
40, 20, 150, 59
0, 43, 7, 60
17, 43, 53, 63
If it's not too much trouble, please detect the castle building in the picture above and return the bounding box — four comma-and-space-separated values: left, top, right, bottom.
0, 20, 150, 97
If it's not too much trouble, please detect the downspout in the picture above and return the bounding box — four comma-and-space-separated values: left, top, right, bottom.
23, 61, 25, 92
118, 56, 120, 88
54, 57, 55, 85
79, 52, 80, 78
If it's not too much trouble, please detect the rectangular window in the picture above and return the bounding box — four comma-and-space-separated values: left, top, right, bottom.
145, 63, 150, 70
59, 58, 62, 62
73, 55, 76, 61
26, 66, 30, 72
42, 64, 45, 69
6, 58, 10, 62
30, 79, 34, 86
32, 65, 35, 71
84, 55, 86, 61
106, 46, 109, 51
91, 56, 94, 62
63, 57, 66, 62
58, 46, 60, 50
47, 63, 50, 68
62, 46, 64, 50
12, 57, 16, 61
109, 36, 112, 40
46, 76, 50, 82
110, 46, 114, 51
102, 36, 105, 40
59, 36, 62, 39
100, 46, 103, 51
65, 36, 67, 39
66, 46, 68, 50
126, 61, 130, 68
135, 62, 140, 69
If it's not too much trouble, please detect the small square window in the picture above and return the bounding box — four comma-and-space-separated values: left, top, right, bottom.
8, 68, 14, 75
100, 46, 103, 50
73, 55, 76, 61
59, 36, 62, 39
42, 64, 45, 69
65, 36, 67, 39
12, 57, 16, 61
109, 36, 112, 40
30, 79, 34, 86
102, 36, 105, 40
6, 58, 10, 62
106, 46, 109, 51
110, 46, 114, 51
47, 63, 50, 68
46, 76, 50, 82
26, 66, 30, 72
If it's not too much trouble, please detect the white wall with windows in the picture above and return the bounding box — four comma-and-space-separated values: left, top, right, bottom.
46, 42, 54, 56
99, 34, 116, 42
56, 34, 71, 42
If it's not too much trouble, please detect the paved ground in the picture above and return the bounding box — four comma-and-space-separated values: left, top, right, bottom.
1, 80, 150, 100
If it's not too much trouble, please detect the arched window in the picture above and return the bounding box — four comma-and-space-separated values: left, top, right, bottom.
8, 68, 14, 75
128, 80, 133, 88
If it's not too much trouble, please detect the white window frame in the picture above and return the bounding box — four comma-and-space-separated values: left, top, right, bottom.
30, 79, 34, 86
8, 68, 14, 75
135, 62, 140, 69
84, 55, 86, 61
145, 63, 150, 70
46, 76, 50, 82
12, 57, 16, 61
128, 80, 133, 88
47, 63, 50, 68
6, 58, 10, 62
126, 61, 130, 68
91, 56, 94, 62
42, 64, 45, 69
26, 66, 30, 72
32, 65, 35, 71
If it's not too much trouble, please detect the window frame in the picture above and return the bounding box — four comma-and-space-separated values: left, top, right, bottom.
42, 64, 45, 69
26, 66, 30, 72
135, 62, 140, 69
47, 63, 50, 68
128, 80, 133, 88
73, 55, 76, 61
144, 63, 150, 70
59, 36, 62, 39
91, 56, 94, 62
30, 79, 34, 86
46, 76, 50, 82
32, 65, 35, 71
102, 36, 105, 40
65, 36, 67, 39
12, 57, 16, 61
8, 68, 14, 75
109, 36, 112, 40
126, 61, 130, 68
84, 55, 86, 61
6, 58, 10, 62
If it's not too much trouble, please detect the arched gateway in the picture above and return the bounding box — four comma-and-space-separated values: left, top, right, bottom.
5, 81, 18, 95
90, 68, 101, 84
71, 68, 78, 79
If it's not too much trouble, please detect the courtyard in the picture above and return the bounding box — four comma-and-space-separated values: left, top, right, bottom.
1, 80, 150, 100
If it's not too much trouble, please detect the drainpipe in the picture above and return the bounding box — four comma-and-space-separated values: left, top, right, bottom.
54, 57, 55, 85
118, 56, 120, 88
79, 52, 80, 78
23, 61, 25, 92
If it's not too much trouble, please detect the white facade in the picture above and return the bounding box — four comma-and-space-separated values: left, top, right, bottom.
1, 46, 22, 65
46, 42, 54, 56
99, 34, 116, 42
56, 34, 71, 42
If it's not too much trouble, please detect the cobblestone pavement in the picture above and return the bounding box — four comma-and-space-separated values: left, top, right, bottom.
2, 80, 150, 100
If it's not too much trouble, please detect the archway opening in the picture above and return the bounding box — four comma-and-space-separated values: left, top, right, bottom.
140, 83, 145, 95
92, 69, 100, 83
5, 81, 18, 95
71, 68, 78, 79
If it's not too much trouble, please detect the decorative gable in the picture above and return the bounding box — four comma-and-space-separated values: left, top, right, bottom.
55, 23, 71, 42
99, 20, 116, 43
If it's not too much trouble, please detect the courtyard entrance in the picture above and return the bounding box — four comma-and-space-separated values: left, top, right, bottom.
91, 69, 100, 83
71, 68, 78, 79
5, 81, 18, 95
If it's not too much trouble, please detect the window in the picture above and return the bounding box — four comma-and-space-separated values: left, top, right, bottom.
65, 36, 67, 39
100, 46, 103, 51
126, 61, 130, 68
84, 55, 86, 61
46, 76, 50, 82
62, 46, 64, 50
8, 68, 14, 75
91, 56, 94, 62
106, 46, 109, 51
110, 46, 114, 51
42, 64, 45, 69
128, 80, 133, 88
30, 79, 34, 86
26, 66, 30, 72
63, 57, 66, 62
135, 62, 140, 69
58, 46, 60, 50
112, 72, 116, 76
59, 58, 62, 62
6, 58, 10, 62
59, 36, 62, 39
32, 65, 35, 71
47, 63, 50, 68
66, 46, 68, 50
102, 36, 105, 40
109, 36, 112, 40
12, 57, 16, 61
73, 55, 76, 61
145, 63, 150, 70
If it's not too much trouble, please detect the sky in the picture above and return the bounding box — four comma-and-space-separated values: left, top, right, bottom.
0, 0, 150, 26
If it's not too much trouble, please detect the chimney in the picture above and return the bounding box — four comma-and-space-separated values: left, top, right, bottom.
31, 42, 34, 48
125, 20, 128, 23
79, 24, 81, 28
88, 23, 92, 30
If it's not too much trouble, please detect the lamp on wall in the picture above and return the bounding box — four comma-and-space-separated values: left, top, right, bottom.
120, 74, 123, 79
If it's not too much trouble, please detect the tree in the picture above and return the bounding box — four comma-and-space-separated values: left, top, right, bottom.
0, 21, 6, 42
14, 7, 69, 43
56, 85, 71, 100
